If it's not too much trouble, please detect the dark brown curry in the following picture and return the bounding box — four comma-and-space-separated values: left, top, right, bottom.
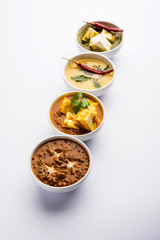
31, 139, 89, 187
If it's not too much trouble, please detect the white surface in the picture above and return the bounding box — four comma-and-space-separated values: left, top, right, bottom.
0, 0, 160, 240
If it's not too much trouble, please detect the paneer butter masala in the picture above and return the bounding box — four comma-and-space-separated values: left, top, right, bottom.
31, 139, 90, 187
50, 93, 103, 135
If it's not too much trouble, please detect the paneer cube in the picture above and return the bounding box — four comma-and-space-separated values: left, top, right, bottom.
60, 98, 101, 132
66, 112, 76, 120
94, 115, 101, 127
81, 27, 99, 42
62, 112, 79, 129
76, 109, 97, 131
60, 97, 72, 114
88, 100, 99, 116
101, 29, 115, 42
89, 33, 111, 51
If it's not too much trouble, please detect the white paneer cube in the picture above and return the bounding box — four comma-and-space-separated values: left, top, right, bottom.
101, 29, 115, 42
89, 33, 111, 51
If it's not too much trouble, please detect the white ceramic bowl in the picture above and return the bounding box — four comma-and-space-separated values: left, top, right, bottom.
76, 21, 124, 58
30, 135, 92, 193
49, 91, 105, 141
62, 52, 116, 97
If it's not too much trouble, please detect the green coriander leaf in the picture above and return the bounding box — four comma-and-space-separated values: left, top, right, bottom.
76, 92, 83, 98
93, 80, 101, 88
71, 75, 92, 82
81, 98, 90, 109
70, 93, 90, 114
71, 92, 83, 106
72, 104, 81, 114
70, 99, 78, 106
104, 64, 110, 71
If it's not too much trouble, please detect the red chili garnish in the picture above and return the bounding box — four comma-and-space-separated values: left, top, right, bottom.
85, 21, 124, 32
62, 58, 114, 75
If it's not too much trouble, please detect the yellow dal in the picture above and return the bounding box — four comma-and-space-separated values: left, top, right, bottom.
65, 59, 113, 90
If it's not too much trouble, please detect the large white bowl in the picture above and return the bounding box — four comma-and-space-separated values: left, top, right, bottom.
76, 21, 124, 59
62, 52, 116, 97
30, 135, 92, 193
49, 91, 105, 141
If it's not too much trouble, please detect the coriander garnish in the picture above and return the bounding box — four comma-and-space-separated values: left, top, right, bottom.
70, 93, 90, 114
71, 75, 92, 82
104, 64, 110, 71
93, 80, 101, 88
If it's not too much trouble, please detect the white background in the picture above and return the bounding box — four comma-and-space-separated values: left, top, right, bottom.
0, 0, 160, 239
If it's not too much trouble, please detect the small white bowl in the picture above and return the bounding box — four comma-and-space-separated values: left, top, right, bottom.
62, 52, 116, 97
76, 21, 124, 58
49, 91, 105, 141
30, 135, 92, 193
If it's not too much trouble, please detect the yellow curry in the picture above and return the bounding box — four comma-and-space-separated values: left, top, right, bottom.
65, 58, 113, 90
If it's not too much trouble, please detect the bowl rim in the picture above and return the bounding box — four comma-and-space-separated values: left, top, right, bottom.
48, 90, 106, 138
30, 135, 92, 190
62, 52, 116, 93
76, 20, 124, 54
